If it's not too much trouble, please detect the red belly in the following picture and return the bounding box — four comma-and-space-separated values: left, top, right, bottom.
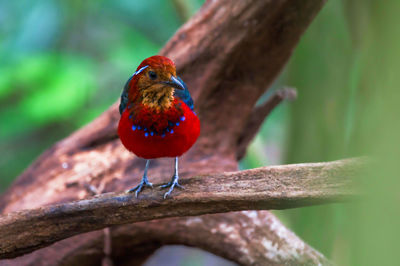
118, 103, 200, 159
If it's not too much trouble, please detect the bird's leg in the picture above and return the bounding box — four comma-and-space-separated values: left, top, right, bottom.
127, 160, 153, 197
161, 157, 184, 198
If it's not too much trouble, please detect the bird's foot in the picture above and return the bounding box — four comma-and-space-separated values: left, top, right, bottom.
161, 175, 184, 199
126, 176, 153, 198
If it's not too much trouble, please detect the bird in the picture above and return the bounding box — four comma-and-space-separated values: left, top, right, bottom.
118, 55, 200, 198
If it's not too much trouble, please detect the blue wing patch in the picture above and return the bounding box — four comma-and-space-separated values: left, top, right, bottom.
173, 76, 194, 110
119, 76, 132, 115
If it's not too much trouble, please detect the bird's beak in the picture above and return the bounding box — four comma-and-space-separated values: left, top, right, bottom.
162, 76, 185, 90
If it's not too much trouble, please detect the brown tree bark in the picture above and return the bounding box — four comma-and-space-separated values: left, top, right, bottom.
0, 159, 360, 259
0, 0, 330, 265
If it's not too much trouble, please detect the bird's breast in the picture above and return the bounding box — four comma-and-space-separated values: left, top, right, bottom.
118, 101, 200, 159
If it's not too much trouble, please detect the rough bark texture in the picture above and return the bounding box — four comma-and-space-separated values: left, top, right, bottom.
0, 159, 360, 259
0, 212, 333, 266
0, 0, 329, 265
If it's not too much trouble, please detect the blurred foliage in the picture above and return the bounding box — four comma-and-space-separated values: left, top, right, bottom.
1, 0, 399, 265
0, 0, 202, 189
245, 1, 400, 265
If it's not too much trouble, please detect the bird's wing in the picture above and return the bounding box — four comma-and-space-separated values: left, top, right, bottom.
119, 76, 132, 115
173, 76, 194, 110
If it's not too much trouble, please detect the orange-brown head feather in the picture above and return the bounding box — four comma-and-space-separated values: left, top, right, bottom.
128, 56, 183, 111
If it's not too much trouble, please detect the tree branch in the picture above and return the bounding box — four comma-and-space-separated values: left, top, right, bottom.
0, 158, 361, 259
0, 212, 331, 266
237, 87, 297, 160
0, 0, 330, 264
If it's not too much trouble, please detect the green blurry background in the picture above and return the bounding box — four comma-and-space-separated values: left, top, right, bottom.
1, 1, 399, 265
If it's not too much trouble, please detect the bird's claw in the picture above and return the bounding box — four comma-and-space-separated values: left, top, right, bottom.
126, 178, 153, 198
160, 181, 184, 189
161, 175, 184, 198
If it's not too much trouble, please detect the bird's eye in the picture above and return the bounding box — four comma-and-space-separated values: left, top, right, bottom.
148, 71, 157, 80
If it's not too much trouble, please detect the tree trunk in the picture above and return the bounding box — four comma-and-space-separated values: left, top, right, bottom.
0, 0, 330, 265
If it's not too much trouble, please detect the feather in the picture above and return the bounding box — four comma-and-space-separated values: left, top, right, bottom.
119, 76, 132, 115
173, 76, 194, 110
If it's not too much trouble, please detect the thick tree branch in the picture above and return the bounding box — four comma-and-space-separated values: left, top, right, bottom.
0, 0, 329, 264
1, 212, 331, 266
0, 158, 361, 259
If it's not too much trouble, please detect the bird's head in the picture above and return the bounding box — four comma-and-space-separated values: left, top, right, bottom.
131, 55, 185, 111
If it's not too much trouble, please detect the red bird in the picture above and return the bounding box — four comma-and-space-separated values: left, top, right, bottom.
118, 56, 200, 198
